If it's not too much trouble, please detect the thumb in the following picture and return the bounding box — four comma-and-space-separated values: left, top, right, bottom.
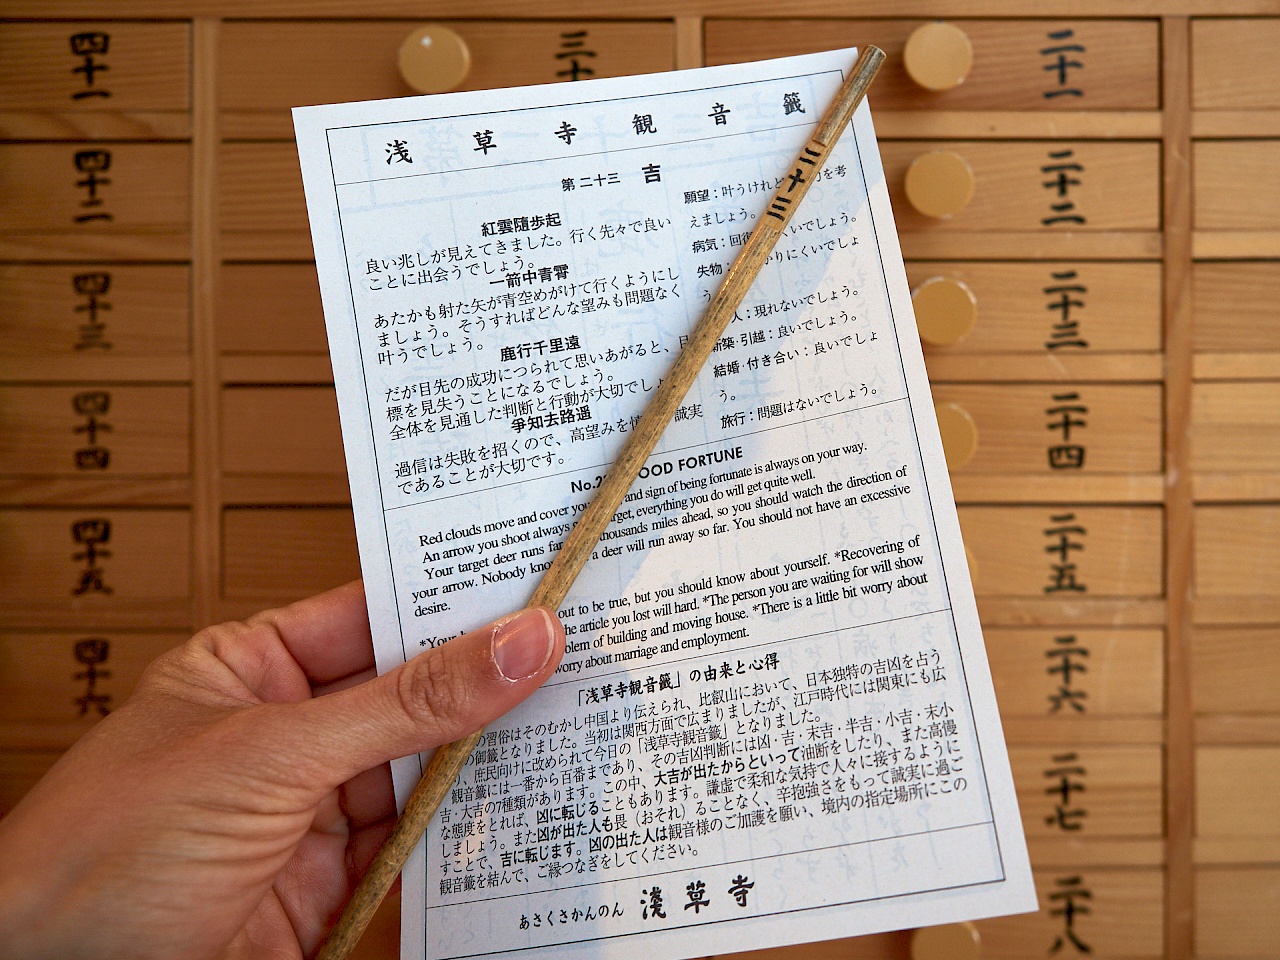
279, 607, 563, 792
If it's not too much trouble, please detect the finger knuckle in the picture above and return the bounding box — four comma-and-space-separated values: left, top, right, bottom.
397, 652, 467, 734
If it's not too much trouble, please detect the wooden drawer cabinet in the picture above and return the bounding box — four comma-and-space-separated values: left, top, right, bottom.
222, 507, 358, 604
0, 508, 189, 627
1194, 141, 1280, 231
0, 22, 190, 112
0, 630, 182, 748
706, 20, 1160, 110
219, 21, 677, 139
959, 506, 1163, 599
0, 142, 189, 234
1192, 18, 1280, 110
881, 141, 1160, 233
1195, 506, 1280, 624
908, 261, 1161, 355
986, 628, 1164, 718
219, 263, 327, 355
0, 264, 188, 363
221, 387, 344, 475
931, 384, 1162, 475
0, 385, 189, 476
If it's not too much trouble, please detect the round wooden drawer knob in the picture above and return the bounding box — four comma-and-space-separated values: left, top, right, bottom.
905, 150, 975, 219
934, 401, 978, 471
398, 25, 471, 94
903, 22, 974, 92
913, 275, 977, 346
911, 921, 982, 960
965, 543, 979, 587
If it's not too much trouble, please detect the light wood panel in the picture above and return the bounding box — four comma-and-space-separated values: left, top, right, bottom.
0, 264, 189, 361
1011, 745, 1164, 839
986, 628, 1164, 718
1195, 506, 1280, 624
0, 508, 190, 625
1192, 627, 1280, 715
1197, 747, 1280, 840
0, 631, 183, 748
221, 387, 345, 475
222, 506, 358, 601
1192, 18, 1280, 110
705, 19, 1160, 110
1196, 867, 1280, 958
959, 506, 1164, 598
1194, 141, 1280, 230
0, 142, 190, 234
218, 263, 327, 355
1192, 261, 1280, 358
0, 21, 190, 111
0, 386, 190, 476
975, 868, 1164, 958
1192, 382, 1280, 473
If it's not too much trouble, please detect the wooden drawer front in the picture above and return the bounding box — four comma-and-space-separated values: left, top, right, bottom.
0, 22, 189, 111
0, 386, 189, 476
221, 387, 344, 475
0, 631, 180, 746
0, 750, 60, 815
1197, 868, 1280, 957
1193, 627, 1280, 714
976, 869, 1163, 958
0, 264, 188, 359
705, 20, 1159, 110
1194, 262, 1280, 354
1193, 19, 1280, 110
0, 509, 189, 616
1195, 506, 1280, 624
1192, 382, 1280, 473
986, 628, 1163, 718
1012, 746, 1162, 839
223, 507, 358, 602
1198, 747, 1280, 840
931, 384, 1161, 475
0, 143, 189, 233
220, 142, 305, 258
1195, 141, 1280, 230
882, 141, 1160, 232
219, 21, 676, 139
908, 261, 1161, 355
960, 506, 1163, 598
219, 264, 327, 355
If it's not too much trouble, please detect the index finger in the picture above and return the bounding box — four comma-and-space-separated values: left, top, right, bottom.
248, 579, 375, 686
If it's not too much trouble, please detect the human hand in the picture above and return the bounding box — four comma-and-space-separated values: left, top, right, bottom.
0, 581, 564, 960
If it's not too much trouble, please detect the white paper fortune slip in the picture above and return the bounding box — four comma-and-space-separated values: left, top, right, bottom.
294, 48, 1035, 960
